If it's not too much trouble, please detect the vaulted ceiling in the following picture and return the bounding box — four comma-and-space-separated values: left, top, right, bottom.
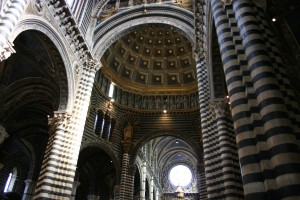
101, 24, 197, 94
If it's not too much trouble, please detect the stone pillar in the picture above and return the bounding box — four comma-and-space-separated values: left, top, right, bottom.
209, 100, 243, 199
211, 0, 300, 199
155, 190, 159, 200
71, 181, 80, 200
197, 163, 207, 200
119, 141, 134, 200
140, 162, 146, 200
231, 1, 300, 199
22, 180, 36, 200
0, 124, 9, 144
33, 111, 73, 199
0, 0, 29, 61
210, 0, 263, 199
34, 59, 101, 199
114, 185, 120, 200
194, 49, 222, 199
149, 178, 154, 200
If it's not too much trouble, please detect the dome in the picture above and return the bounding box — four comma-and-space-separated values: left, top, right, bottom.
101, 24, 197, 95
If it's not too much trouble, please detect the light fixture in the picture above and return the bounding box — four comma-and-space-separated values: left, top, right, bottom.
163, 109, 167, 113
272, 18, 276, 22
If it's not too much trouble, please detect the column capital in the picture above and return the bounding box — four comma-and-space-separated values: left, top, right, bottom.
73, 181, 80, 188
193, 50, 202, 62
121, 141, 134, 153
84, 59, 101, 72
209, 100, 230, 118
252, 0, 266, 10
0, 124, 9, 144
48, 111, 73, 134
0, 40, 15, 61
220, 0, 232, 6
128, 164, 137, 175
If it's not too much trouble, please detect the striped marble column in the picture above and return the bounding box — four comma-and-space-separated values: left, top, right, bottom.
197, 163, 207, 200
34, 59, 101, 199
232, 0, 300, 199
211, 0, 269, 199
194, 51, 219, 199
211, 0, 267, 199
119, 141, 134, 200
34, 111, 74, 199
209, 100, 244, 199
0, 0, 28, 60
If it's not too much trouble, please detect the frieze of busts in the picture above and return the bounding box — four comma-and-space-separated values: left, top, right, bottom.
0, 125, 9, 144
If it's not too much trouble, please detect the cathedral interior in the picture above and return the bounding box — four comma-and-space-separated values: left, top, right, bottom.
0, 0, 299, 199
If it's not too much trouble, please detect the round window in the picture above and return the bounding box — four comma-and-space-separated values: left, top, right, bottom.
168, 164, 193, 187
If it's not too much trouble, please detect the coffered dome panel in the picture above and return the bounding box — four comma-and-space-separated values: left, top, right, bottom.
101, 24, 197, 94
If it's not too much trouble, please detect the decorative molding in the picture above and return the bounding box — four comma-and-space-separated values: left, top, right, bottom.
47, 0, 93, 65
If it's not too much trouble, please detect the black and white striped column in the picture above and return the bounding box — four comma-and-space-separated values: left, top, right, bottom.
119, 141, 134, 200
194, 51, 221, 198
34, 111, 75, 199
209, 100, 244, 199
34, 60, 101, 199
232, 1, 300, 199
0, 0, 28, 60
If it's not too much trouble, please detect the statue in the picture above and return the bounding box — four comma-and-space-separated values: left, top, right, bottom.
123, 122, 133, 141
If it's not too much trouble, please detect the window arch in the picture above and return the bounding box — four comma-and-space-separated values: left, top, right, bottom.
3, 167, 17, 193
93, 110, 104, 136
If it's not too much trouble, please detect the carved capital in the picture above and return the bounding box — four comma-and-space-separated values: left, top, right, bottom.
84, 59, 101, 73
0, 40, 15, 62
48, 111, 73, 134
121, 140, 133, 153
193, 50, 202, 62
252, 0, 266, 10
128, 164, 137, 175
209, 100, 229, 118
0, 125, 9, 144
221, 0, 232, 6
114, 185, 120, 194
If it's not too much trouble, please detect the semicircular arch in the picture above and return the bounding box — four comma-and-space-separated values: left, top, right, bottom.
130, 129, 202, 166
92, 4, 195, 59
79, 140, 121, 184
11, 16, 75, 111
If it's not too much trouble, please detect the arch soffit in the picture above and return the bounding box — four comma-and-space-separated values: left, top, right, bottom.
92, 5, 195, 59
130, 129, 202, 165
79, 141, 121, 182
11, 16, 75, 111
